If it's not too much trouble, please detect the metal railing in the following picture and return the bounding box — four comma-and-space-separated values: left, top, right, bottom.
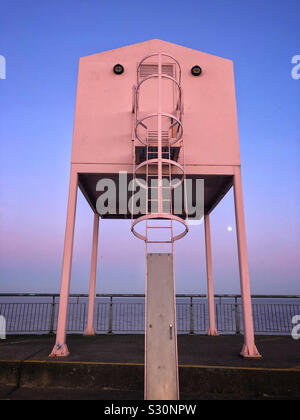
0, 294, 299, 336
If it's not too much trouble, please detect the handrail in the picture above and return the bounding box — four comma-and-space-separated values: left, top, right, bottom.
1, 293, 299, 335
1, 293, 299, 299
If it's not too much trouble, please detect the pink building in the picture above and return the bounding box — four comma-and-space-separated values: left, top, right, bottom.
50, 39, 261, 400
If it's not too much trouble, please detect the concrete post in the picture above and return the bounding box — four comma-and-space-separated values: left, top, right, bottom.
204, 214, 218, 336
84, 213, 99, 335
49, 168, 78, 357
233, 167, 261, 358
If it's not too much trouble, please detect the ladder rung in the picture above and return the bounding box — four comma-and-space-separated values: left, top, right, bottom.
147, 240, 173, 244
147, 226, 172, 229
146, 161, 160, 164
148, 187, 171, 189
148, 176, 172, 178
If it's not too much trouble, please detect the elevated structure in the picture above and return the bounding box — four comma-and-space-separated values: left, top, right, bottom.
49, 39, 261, 400
131, 53, 188, 399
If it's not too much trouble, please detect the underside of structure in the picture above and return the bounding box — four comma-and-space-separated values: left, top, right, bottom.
78, 173, 233, 218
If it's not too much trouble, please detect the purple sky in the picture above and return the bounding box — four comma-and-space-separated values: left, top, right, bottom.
0, 0, 299, 295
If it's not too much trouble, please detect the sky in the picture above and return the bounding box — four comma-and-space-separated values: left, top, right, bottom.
0, 0, 299, 295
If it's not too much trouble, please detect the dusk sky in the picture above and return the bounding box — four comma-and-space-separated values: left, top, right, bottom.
0, 0, 299, 295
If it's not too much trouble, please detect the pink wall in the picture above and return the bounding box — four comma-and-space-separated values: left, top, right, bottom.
71, 39, 240, 170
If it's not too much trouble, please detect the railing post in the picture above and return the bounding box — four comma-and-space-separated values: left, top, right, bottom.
215, 296, 220, 331
189, 297, 194, 334
108, 296, 113, 334
49, 296, 56, 334
235, 296, 241, 335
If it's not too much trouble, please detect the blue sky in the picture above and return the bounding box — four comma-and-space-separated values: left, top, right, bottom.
0, 0, 299, 295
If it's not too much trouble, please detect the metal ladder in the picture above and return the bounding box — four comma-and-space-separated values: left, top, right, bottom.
131, 52, 188, 401
145, 129, 174, 254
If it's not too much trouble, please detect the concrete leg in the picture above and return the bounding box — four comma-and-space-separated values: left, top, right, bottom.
145, 254, 179, 400
204, 214, 218, 336
49, 168, 78, 357
84, 213, 99, 336
233, 167, 261, 358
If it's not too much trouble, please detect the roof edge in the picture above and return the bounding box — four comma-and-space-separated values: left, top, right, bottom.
79, 39, 233, 63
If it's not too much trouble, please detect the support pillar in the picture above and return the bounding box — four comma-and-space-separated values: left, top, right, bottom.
233, 167, 261, 358
49, 167, 78, 357
84, 213, 99, 335
145, 254, 179, 400
204, 214, 218, 336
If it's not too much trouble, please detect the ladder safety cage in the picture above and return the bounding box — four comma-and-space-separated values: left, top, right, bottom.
131, 53, 189, 253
